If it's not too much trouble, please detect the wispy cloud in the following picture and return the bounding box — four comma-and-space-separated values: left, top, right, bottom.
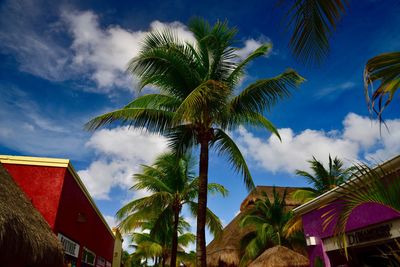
315, 81, 356, 99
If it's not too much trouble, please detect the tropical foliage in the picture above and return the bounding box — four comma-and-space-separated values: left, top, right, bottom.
125, 219, 196, 267
364, 52, 400, 122
285, 1, 399, 118
86, 18, 304, 266
292, 155, 354, 203
116, 152, 227, 267
322, 162, 400, 258
239, 187, 305, 266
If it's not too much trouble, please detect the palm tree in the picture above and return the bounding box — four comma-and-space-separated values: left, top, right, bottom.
323, 162, 400, 259
239, 187, 305, 266
116, 152, 227, 267
86, 18, 304, 266
292, 155, 354, 203
285, 1, 399, 118
128, 219, 196, 267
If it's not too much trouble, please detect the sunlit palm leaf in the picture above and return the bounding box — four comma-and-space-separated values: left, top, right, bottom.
211, 129, 254, 190
364, 52, 400, 121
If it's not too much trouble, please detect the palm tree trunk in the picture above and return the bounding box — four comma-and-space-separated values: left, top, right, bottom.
162, 254, 166, 267
170, 206, 180, 267
196, 139, 209, 267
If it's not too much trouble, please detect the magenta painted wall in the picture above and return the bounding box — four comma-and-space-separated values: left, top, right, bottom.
302, 200, 400, 266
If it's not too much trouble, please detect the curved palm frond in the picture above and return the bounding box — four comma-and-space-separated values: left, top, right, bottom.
287, 0, 347, 65
364, 51, 400, 121
123, 93, 181, 111
211, 129, 254, 190
290, 188, 317, 203
230, 69, 305, 115
227, 44, 272, 86
85, 108, 174, 134
187, 201, 224, 237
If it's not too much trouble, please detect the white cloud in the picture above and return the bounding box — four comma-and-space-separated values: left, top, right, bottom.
234, 113, 400, 174
61, 10, 195, 92
78, 126, 168, 199
236, 37, 273, 59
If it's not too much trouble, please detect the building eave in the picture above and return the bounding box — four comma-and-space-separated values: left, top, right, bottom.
0, 155, 115, 238
293, 154, 400, 217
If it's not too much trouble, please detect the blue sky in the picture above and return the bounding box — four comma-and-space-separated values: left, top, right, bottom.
1, 0, 400, 249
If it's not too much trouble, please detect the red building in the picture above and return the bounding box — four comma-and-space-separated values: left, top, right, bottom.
0, 155, 116, 267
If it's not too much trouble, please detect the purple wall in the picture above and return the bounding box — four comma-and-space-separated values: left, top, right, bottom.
302, 200, 400, 266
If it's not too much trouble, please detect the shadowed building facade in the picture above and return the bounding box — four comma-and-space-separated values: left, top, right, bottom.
0, 155, 120, 267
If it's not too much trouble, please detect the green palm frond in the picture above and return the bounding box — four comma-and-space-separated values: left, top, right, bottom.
166, 125, 197, 156
287, 0, 347, 65
211, 129, 254, 190
364, 51, 400, 121
230, 69, 304, 114
85, 107, 174, 134
177, 232, 196, 246
124, 94, 181, 111
207, 183, 229, 197
227, 44, 272, 87
174, 80, 230, 123
290, 188, 317, 203
187, 201, 224, 237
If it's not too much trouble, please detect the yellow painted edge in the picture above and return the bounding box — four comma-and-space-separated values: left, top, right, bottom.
0, 155, 115, 238
0, 155, 69, 167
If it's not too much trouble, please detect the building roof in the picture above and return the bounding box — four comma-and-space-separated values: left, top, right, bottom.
293, 154, 400, 217
206, 186, 303, 267
0, 155, 115, 237
0, 163, 64, 267
248, 245, 309, 267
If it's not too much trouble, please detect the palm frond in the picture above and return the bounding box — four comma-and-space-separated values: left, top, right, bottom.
85, 107, 174, 134
166, 125, 197, 156
211, 129, 254, 190
123, 94, 181, 111
364, 51, 400, 122
227, 43, 272, 87
187, 201, 224, 237
287, 0, 347, 65
230, 69, 304, 115
291, 188, 317, 203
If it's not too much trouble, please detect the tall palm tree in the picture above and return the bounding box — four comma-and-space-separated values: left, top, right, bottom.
285, 1, 399, 118
86, 18, 304, 266
239, 188, 305, 266
292, 155, 354, 203
116, 152, 227, 267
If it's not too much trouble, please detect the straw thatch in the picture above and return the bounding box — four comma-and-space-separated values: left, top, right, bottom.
0, 163, 64, 267
206, 186, 304, 267
248, 245, 309, 267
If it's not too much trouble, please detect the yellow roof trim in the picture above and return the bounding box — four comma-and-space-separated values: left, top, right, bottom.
0, 155, 115, 238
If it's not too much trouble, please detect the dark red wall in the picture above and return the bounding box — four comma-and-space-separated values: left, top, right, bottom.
2, 163, 65, 228
54, 170, 114, 264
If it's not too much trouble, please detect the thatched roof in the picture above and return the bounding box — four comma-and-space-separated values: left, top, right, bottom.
248, 245, 309, 267
206, 186, 304, 267
0, 163, 64, 267
240, 186, 303, 211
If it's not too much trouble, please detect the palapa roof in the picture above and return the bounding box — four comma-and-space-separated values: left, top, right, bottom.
248, 245, 309, 267
0, 163, 64, 267
206, 186, 304, 267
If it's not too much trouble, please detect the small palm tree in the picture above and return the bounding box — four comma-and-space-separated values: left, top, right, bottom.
86, 18, 304, 267
292, 155, 354, 203
116, 152, 227, 267
323, 162, 400, 259
239, 187, 305, 266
